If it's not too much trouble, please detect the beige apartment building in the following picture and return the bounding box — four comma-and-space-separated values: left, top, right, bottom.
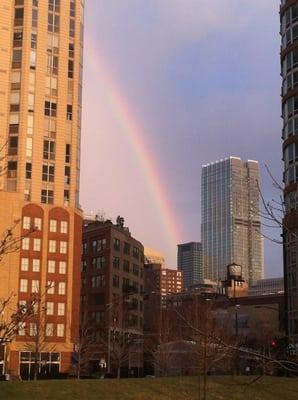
0, 0, 84, 378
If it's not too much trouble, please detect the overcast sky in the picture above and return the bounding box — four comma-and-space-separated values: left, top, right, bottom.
80, 0, 283, 277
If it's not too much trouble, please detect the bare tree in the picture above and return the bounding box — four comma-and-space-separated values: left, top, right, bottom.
72, 312, 96, 379
0, 293, 35, 346
23, 284, 57, 380
0, 219, 36, 262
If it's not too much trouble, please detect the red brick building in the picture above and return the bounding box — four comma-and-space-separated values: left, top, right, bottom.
81, 217, 144, 376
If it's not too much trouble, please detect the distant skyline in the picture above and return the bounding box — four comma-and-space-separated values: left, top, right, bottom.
81, 1, 282, 277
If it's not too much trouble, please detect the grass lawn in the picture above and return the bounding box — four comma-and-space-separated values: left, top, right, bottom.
0, 376, 297, 400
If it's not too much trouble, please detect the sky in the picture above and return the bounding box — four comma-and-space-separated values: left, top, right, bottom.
80, 0, 283, 277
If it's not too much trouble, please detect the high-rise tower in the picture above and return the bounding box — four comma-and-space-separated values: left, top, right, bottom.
280, 0, 298, 343
0, 0, 84, 377
201, 157, 264, 284
177, 242, 203, 290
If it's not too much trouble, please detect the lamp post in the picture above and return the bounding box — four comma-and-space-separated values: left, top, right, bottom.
225, 263, 244, 374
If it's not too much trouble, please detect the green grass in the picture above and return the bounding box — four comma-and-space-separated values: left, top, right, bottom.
0, 376, 297, 400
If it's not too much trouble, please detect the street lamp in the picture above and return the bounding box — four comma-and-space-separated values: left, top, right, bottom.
226, 263, 244, 338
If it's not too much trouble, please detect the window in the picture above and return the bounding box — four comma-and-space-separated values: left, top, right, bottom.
27, 114, 34, 134
113, 275, 119, 288
19, 300, 27, 313
11, 71, 21, 89
91, 275, 105, 288
59, 261, 66, 274
60, 221, 68, 233
29, 51, 36, 69
29, 322, 37, 336
13, 31, 23, 47
65, 144, 71, 163
44, 101, 57, 117
20, 279, 28, 292
70, 0, 75, 17
46, 76, 58, 97
18, 322, 26, 336
92, 311, 104, 324
32, 279, 39, 293
46, 302, 54, 315
113, 238, 120, 251
113, 257, 120, 269
81, 260, 87, 272
92, 256, 106, 269
41, 189, 54, 204
12, 49, 22, 68
132, 281, 139, 293
28, 93, 35, 112
60, 241, 67, 254
33, 238, 41, 251
64, 166, 70, 184
7, 161, 17, 180
47, 54, 58, 75
133, 247, 139, 259
32, 259, 40, 272
64, 190, 70, 205
22, 237, 30, 250
14, 8, 24, 26
32, 8, 38, 28
66, 104, 72, 120
49, 240, 56, 253
34, 218, 42, 230
68, 60, 74, 78
133, 264, 139, 276
23, 216, 31, 229
124, 242, 130, 255
46, 323, 54, 337
26, 163, 32, 179
48, 260, 55, 273
47, 33, 59, 52
96, 238, 107, 251
49, 219, 57, 232
47, 281, 55, 294
10, 92, 20, 111
57, 323, 64, 337
57, 303, 65, 316
69, 43, 74, 58
21, 258, 29, 271
31, 33, 37, 49
123, 260, 130, 273
26, 137, 33, 157
29, 72, 35, 91
48, 13, 60, 33
49, 0, 60, 13
58, 282, 66, 295
43, 140, 55, 160
69, 18, 75, 37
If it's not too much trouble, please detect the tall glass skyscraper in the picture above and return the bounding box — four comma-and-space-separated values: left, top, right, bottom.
201, 157, 264, 284
280, 0, 298, 343
177, 242, 202, 290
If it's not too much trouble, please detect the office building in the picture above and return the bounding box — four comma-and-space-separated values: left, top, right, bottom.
201, 157, 264, 284
280, 0, 298, 342
0, 0, 84, 377
81, 218, 144, 376
177, 242, 202, 290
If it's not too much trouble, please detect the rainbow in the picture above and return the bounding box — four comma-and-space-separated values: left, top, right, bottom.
85, 39, 181, 257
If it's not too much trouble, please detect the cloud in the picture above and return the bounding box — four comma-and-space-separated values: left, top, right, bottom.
90, 0, 274, 47
82, 0, 282, 272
